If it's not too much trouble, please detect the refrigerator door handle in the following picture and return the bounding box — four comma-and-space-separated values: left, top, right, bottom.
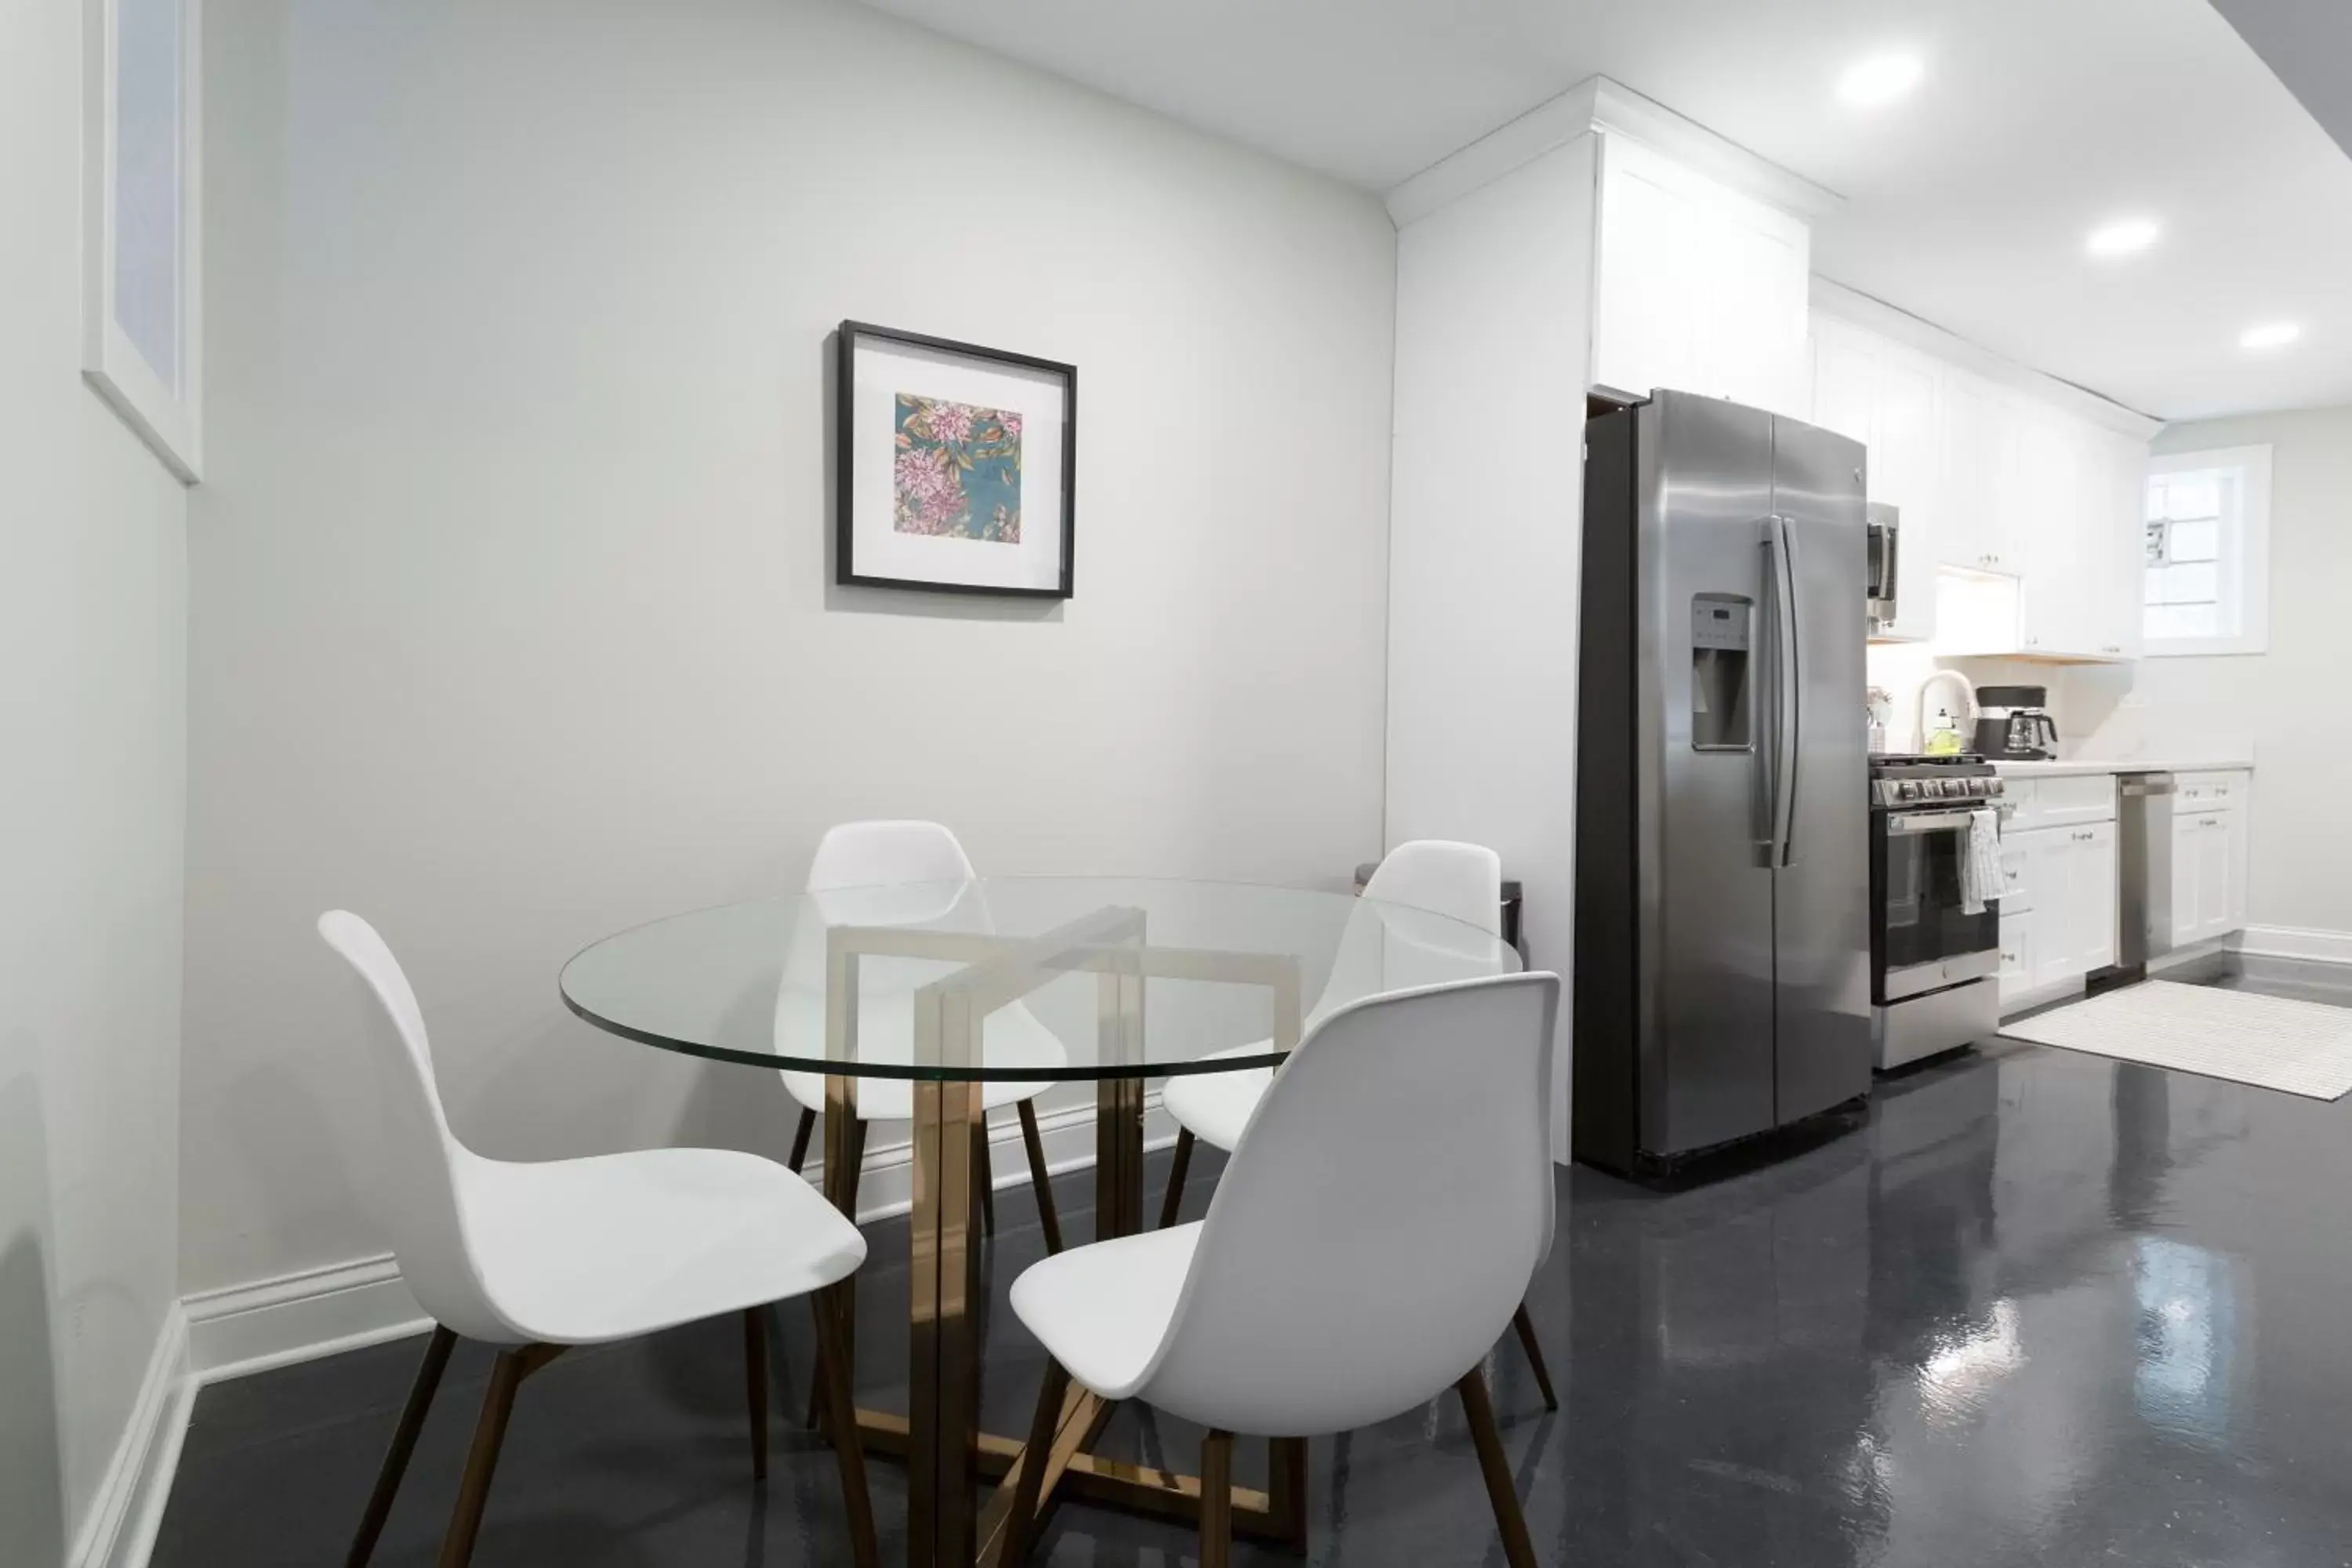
1757, 517, 1800, 866
1774, 514, 1802, 867
1754, 521, 1783, 862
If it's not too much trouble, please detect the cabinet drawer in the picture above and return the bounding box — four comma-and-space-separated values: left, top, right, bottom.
2176, 770, 2249, 811
2002, 772, 2115, 832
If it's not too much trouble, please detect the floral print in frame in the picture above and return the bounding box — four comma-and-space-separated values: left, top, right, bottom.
893, 395, 1023, 543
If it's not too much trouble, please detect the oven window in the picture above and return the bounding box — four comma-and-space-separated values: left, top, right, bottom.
1875, 818, 2001, 995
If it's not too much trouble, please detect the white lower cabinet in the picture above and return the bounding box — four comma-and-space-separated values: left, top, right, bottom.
1999, 819, 2118, 1007
2171, 808, 2249, 946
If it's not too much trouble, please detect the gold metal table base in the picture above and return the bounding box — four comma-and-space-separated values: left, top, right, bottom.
818, 907, 1305, 1567
839, 1388, 1305, 1559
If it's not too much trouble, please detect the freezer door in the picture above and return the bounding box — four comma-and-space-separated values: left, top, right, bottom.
1641, 394, 1780, 1156
1768, 415, 1874, 1121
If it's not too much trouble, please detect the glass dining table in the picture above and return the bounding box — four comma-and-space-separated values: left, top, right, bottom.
559, 876, 1520, 1567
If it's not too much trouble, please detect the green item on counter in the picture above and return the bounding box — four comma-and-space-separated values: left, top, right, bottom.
1924, 707, 1964, 756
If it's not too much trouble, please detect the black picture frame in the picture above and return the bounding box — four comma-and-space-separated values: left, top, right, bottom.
834, 320, 1078, 599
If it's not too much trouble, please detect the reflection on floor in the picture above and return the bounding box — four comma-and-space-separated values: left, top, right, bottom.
154, 960, 2352, 1566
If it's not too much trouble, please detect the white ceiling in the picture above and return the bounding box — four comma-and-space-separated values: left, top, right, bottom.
863, 0, 2352, 422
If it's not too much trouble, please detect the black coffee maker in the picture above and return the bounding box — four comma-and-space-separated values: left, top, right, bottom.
1973, 684, 2058, 759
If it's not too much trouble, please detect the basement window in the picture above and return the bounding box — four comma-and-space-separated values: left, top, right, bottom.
2144, 446, 2270, 657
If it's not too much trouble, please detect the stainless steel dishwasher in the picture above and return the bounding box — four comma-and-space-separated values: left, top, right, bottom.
2096, 772, 2176, 988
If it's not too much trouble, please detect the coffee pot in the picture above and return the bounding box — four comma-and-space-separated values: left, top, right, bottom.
1971, 684, 2058, 760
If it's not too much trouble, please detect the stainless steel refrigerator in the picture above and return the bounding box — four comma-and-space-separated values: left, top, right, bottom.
1573, 391, 1872, 1177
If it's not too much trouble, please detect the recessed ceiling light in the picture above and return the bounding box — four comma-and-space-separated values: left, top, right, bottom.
2086, 218, 2161, 258
1838, 53, 1924, 109
2239, 321, 2302, 350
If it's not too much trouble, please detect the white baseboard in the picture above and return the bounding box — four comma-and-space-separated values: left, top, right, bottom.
2149, 937, 2231, 974
184, 1254, 432, 1385
184, 1093, 1174, 1388
70, 1305, 192, 1568
2232, 925, 2352, 965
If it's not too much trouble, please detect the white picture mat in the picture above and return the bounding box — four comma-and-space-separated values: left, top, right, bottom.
848, 337, 1067, 592
2001, 980, 2352, 1100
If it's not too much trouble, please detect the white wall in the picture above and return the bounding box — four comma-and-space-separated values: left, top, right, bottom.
0, 2, 191, 1560
2060, 405, 2352, 935
183, 0, 1399, 1296
1385, 134, 1597, 1157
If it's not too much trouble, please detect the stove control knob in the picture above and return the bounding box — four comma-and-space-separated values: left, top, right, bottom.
1899, 780, 1922, 801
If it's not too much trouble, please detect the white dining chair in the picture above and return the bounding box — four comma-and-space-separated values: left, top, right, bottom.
778, 820, 1070, 1251
1160, 840, 1502, 1199
1155, 840, 1554, 1405
1000, 972, 1561, 1566
318, 911, 878, 1568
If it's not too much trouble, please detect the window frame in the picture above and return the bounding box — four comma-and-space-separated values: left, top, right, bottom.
2144, 445, 2271, 658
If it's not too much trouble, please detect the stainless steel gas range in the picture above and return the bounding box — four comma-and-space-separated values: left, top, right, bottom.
1870, 753, 2008, 1071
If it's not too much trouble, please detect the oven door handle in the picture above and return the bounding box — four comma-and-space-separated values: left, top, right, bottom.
1887, 809, 1985, 835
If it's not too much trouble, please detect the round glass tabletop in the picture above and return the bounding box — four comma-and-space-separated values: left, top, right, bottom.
560, 877, 1521, 1082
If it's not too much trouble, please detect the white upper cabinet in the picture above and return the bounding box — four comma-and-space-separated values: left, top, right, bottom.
1812, 315, 1940, 641
1934, 372, 2027, 575
2089, 429, 2147, 661
1594, 136, 1810, 419
1817, 301, 2152, 664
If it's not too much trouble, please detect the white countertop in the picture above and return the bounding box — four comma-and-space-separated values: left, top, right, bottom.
1991, 758, 2255, 779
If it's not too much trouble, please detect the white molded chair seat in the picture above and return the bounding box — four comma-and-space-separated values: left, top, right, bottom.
1009, 1223, 1200, 1399
1158, 1051, 1271, 1155
459, 1146, 865, 1345
1000, 974, 1559, 1567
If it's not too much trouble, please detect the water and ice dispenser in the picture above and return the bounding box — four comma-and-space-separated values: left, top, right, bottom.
1690, 594, 1753, 752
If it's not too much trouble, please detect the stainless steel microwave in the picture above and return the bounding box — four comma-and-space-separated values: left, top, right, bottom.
1866, 502, 1900, 629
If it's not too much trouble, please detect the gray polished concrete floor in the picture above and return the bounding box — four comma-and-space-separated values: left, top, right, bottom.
154, 965, 2352, 1566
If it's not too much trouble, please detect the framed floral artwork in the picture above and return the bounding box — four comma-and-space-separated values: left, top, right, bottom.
836, 321, 1076, 597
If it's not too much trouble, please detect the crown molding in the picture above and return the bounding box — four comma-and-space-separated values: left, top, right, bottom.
1386, 74, 1844, 228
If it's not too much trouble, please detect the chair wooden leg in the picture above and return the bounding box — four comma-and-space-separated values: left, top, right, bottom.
842, 1116, 869, 1215
805, 1116, 869, 1430
1000, 1356, 1073, 1566
976, 1113, 997, 1236
1511, 1302, 1559, 1411
1270, 1436, 1310, 1554
1158, 1128, 1196, 1230
811, 1289, 880, 1568
1199, 1428, 1235, 1568
347, 1324, 456, 1568
1456, 1367, 1537, 1568
1016, 1099, 1063, 1254
742, 1307, 770, 1481
787, 1106, 816, 1176
437, 1346, 530, 1568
